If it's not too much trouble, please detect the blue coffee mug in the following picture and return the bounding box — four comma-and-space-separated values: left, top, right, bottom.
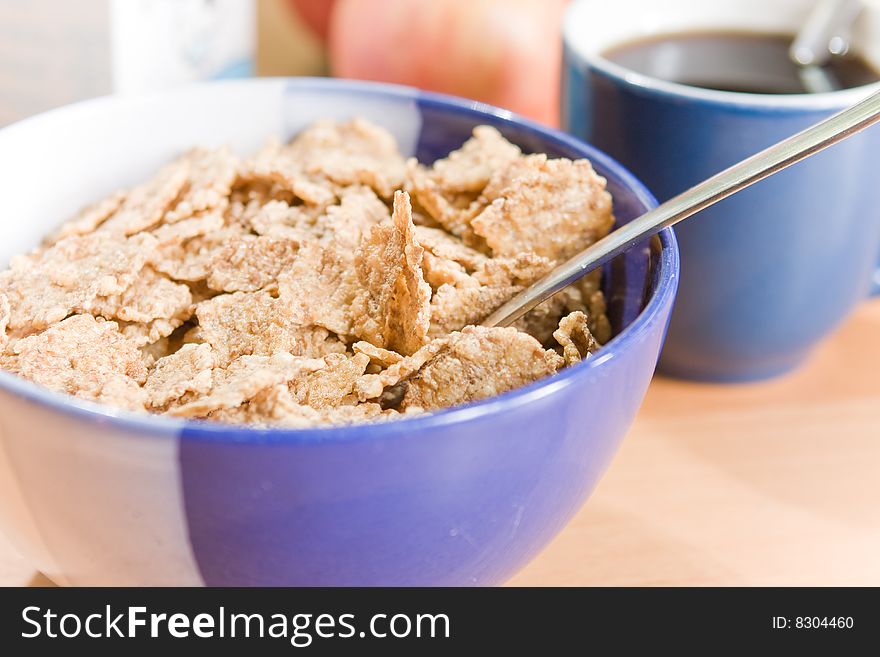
562, 0, 880, 381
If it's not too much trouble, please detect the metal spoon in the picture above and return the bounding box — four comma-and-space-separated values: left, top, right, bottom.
482, 88, 880, 328
790, 0, 864, 93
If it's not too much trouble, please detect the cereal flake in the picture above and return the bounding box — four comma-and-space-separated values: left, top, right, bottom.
151, 211, 225, 245
292, 352, 371, 409
165, 147, 239, 222
240, 138, 336, 206
168, 352, 325, 417
355, 337, 449, 401
414, 225, 487, 271
207, 235, 301, 293
352, 341, 403, 367
99, 159, 190, 235
248, 199, 324, 240
0, 232, 157, 333
90, 267, 193, 324
152, 226, 245, 283
46, 192, 125, 245
0, 293, 10, 348
289, 118, 407, 198
429, 252, 552, 336
144, 343, 216, 408
277, 241, 359, 336
431, 125, 521, 193
471, 155, 615, 262
351, 191, 431, 355
195, 290, 345, 366
553, 311, 600, 366
400, 326, 562, 410
10, 315, 148, 410
209, 385, 396, 427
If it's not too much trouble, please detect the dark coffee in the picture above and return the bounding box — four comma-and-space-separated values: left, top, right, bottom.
603, 31, 880, 94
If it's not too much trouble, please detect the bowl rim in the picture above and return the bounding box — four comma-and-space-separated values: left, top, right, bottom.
0, 77, 680, 443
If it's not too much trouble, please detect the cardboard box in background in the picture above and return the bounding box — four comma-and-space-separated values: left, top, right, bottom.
257, 0, 326, 78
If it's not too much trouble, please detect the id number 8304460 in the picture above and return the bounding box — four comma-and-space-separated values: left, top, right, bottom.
772, 617, 854, 629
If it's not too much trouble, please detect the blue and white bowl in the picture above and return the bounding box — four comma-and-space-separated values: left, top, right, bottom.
0, 79, 678, 586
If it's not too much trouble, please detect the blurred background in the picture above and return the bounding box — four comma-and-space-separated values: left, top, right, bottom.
0, 0, 567, 127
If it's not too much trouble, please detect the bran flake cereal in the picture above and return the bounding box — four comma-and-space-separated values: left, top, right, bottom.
420, 251, 476, 291
351, 191, 431, 356
414, 225, 487, 272
405, 126, 522, 243
153, 226, 246, 282
277, 241, 359, 336
8, 315, 148, 410
46, 192, 126, 245
0, 118, 617, 427
144, 342, 216, 409
207, 235, 301, 293
239, 137, 337, 207
151, 211, 225, 245
164, 147, 238, 223
90, 266, 193, 325
352, 341, 404, 367
470, 155, 614, 262
99, 160, 190, 235
0, 293, 10, 348
0, 232, 157, 334
399, 326, 564, 411
119, 317, 187, 349
354, 337, 450, 402
553, 311, 600, 366
428, 252, 552, 337
168, 352, 326, 417
292, 352, 371, 410
431, 125, 522, 194
195, 290, 345, 366
247, 199, 324, 240
289, 118, 407, 199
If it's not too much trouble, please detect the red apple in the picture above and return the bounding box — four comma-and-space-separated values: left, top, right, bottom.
329, 0, 569, 126
287, 0, 336, 42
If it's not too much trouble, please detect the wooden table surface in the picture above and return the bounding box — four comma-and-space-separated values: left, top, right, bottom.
2, 300, 878, 587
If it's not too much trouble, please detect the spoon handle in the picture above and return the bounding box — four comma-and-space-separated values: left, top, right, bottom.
483, 88, 880, 328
